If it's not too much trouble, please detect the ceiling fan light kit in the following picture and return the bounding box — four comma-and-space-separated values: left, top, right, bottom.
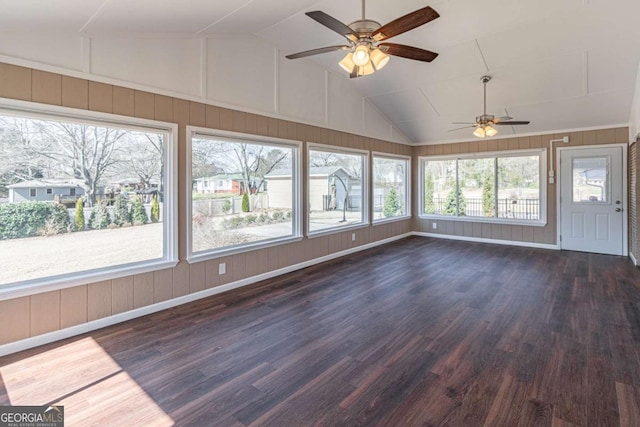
450, 75, 531, 138
285, 0, 439, 78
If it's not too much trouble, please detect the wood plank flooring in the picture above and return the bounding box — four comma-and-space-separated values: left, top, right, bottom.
1, 236, 640, 426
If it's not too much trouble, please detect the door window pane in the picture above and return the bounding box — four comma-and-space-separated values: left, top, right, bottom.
572, 157, 608, 203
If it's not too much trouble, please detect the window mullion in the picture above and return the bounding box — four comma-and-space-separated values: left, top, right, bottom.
494, 157, 499, 218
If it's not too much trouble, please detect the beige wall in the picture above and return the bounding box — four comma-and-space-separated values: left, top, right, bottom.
411, 129, 630, 245
0, 62, 412, 347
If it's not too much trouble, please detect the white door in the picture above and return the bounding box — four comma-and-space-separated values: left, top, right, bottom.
559, 146, 624, 255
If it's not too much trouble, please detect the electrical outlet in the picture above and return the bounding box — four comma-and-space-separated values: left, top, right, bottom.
351, 233, 356, 242
432, 222, 437, 229
218, 262, 226, 275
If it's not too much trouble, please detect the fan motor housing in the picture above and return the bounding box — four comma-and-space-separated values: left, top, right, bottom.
348, 19, 381, 36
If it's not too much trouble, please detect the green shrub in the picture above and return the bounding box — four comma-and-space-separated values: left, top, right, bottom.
241, 192, 250, 212
445, 187, 466, 216
383, 188, 400, 218
222, 199, 232, 214
0, 201, 70, 240
130, 196, 148, 225
482, 170, 495, 217
150, 194, 160, 223
272, 210, 284, 221
424, 173, 435, 214
258, 213, 269, 223
89, 200, 111, 229
113, 193, 131, 226
74, 197, 85, 231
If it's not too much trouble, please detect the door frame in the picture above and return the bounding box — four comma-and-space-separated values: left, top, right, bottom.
556, 143, 628, 256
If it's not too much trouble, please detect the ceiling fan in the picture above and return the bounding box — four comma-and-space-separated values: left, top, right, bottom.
450, 76, 530, 138
285, 0, 439, 78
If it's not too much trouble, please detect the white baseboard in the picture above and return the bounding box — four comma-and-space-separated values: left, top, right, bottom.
412, 232, 560, 250
0, 232, 412, 357
630, 251, 638, 266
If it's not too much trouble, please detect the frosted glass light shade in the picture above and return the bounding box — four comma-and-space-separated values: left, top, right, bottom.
370, 48, 390, 70
359, 61, 375, 76
339, 53, 356, 73
353, 44, 370, 66
485, 125, 498, 137
473, 127, 486, 138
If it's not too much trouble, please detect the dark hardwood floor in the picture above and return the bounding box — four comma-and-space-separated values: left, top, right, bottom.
1, 236, 640, 426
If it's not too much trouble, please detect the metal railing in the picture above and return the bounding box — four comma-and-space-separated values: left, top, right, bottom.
426, 197, 540, 220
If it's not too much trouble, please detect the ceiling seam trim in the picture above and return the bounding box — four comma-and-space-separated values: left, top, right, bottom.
197, 0, 257, 34
474, 39, 490, 73
419, 88, 440, 117
78, 0, 111, 33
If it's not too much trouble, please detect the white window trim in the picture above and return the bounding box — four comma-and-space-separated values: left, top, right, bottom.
186, 127, 303, 263
0, 97, 178, 301
372, 152, 412, 225
307, 142, 370, 238
418, 148, 547, 227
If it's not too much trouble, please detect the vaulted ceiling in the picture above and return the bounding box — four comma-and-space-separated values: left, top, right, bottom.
1, 0, 639, 144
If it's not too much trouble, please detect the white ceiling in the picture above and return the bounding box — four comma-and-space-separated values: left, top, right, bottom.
1, 0, 639, 144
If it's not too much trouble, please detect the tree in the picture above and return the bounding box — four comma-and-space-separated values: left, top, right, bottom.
130, 196, 148, 225
150, 194, 160, 223
89, 200, 111, 229
482, 170, 495, 217
383, 188, 400, 218
74, 197, 85, 231
424, 172, 435, 214
241, 192, 250, 212
445, 187, 466, 216
113, 193, 131, 226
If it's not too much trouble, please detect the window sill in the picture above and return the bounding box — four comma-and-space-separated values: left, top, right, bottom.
187, 235, 303, 263
373, 215, 412, 226
418, 214, 547, 227
307, 222, 370, 239
0, 258, 179, 302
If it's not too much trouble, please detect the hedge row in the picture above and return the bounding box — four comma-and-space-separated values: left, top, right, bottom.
0, 202, 70, 240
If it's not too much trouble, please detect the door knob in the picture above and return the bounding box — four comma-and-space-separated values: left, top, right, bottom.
616, 208, 623, 212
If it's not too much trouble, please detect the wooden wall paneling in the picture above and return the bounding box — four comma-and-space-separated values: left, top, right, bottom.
0, 63, 31, 101
442, 144, 452, 155
487, 139, 498, 152
60, 286, 88, 329
268, 118, 279, 138
29, 291, 60, 336
472, 222, 482, 238
88, 81, 113, 113
507, 138, 519, 151
596, 128, 617, 145
219, 108, 233, 131
61, 76, 88, 110
454, 221, 464, 236
231, 252, 247, 282
511, 225, 523, 242
232, 111, 247, 133
0, 297, 30, 345
245, 113, 258, 135
491, 224, 502, 240
153, 269, 174, 303
277, 119, 288, 139
31, 70, 61, 105
189, 102, 206, 127
205, 105, 221, 129
615, 127, 629, 143
522, 226, 534, 242
482, 222, 492, 239
133, 272, 154, 309
266, 247, 280, 272
444, 221, 455, 235
189, 262, 206, 294
450, 143, 461, 154
154, 95, 173, 122
112, 276, 134, 315
500, 225, 512, 241
256, 115, 269, 136
464, 221, 473, 237
133, 90, 154, 120
218, 256, 234, 285
88, 280, 112, 322
112, 86, 134, 117
583, 130, 596, 146
477, 140, 488, 152
204, 259, 221, 289
568, 131, 584, 146
173, 262, 190, 298
518, 137, 530, 150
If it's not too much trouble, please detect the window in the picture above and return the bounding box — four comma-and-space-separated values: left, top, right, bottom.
421, 150, 546, 225
308, 145, 368, 235
373, 154, 410, 222
188, 128, 301, 261
0, 101, 177, 296
572, 157, 608, 203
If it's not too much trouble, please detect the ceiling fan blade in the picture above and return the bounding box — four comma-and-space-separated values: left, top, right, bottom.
286, 45, 350, 60
379, 43, 438, 62
492, 116, 512, 124
306, 11, 358, 42
451, 122, 478, 125
449, 125, 477, 132
372, 6, 440, 41
494, 120, 530, 125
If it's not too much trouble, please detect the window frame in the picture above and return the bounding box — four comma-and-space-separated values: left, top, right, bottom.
306, 143, 370, 238
372, 152, 411, 225
419, 149, 547, 226
0, 98, 178, 300
186, 127, 303, 263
